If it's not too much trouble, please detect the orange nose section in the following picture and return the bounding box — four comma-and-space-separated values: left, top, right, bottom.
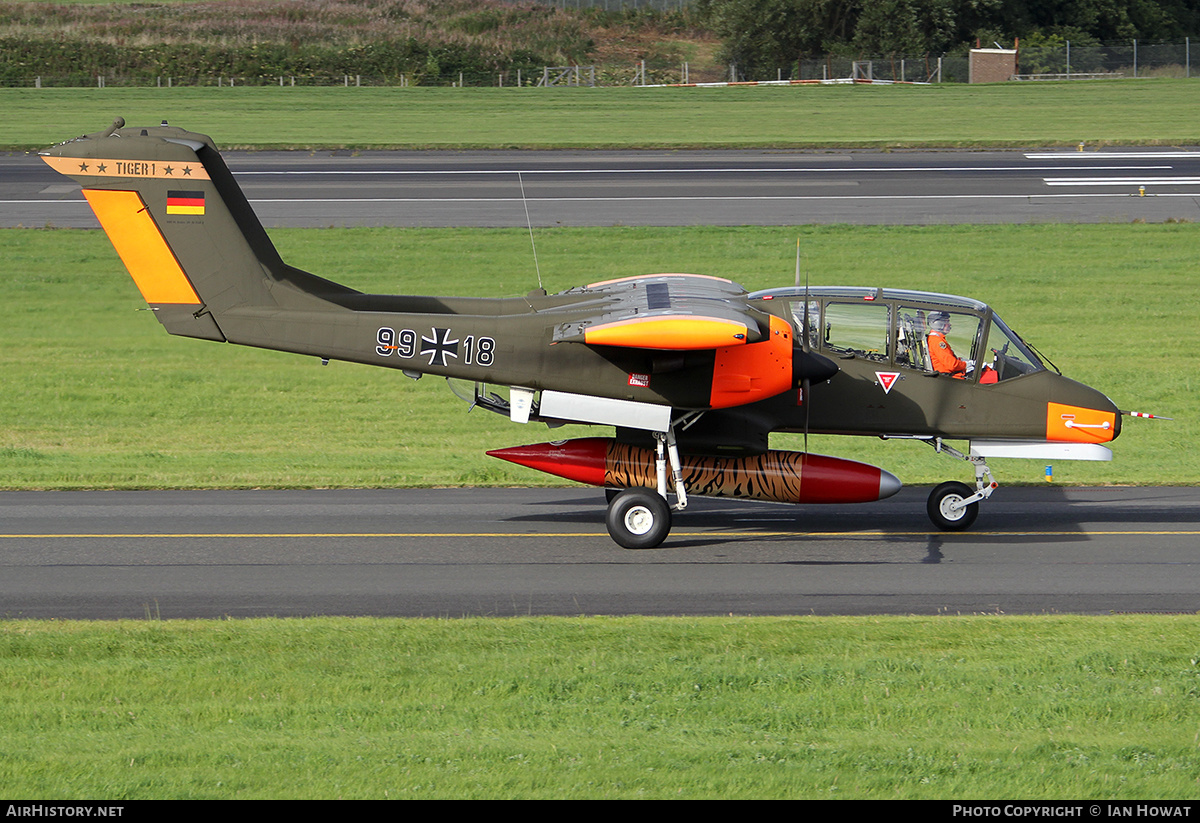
1046, 402, 1117, 444
709, 314, 793, 409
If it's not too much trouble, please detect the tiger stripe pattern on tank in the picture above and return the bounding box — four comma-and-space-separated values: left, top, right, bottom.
604, 441, 807, 504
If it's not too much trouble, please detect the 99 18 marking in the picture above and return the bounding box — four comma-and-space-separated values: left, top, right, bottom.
377, 327, 495, 367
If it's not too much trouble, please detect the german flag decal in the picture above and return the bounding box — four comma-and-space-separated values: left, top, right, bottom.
166, 190, 205, 215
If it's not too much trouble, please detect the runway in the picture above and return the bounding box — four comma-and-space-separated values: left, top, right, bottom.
2, 487, 1197, 619
4, 145, 1197, 619
6, 147, 1200, 228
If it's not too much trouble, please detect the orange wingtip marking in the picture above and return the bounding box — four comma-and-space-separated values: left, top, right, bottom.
82, 189, 201, 305
1046, 402, 1117, 444
583, 316, 748, 350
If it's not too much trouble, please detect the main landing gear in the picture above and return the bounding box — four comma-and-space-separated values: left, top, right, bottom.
605, 429, 687, 550
606, 487, 672, 549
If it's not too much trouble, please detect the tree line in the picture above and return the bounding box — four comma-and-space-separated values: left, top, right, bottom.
693, 0, 1200, 76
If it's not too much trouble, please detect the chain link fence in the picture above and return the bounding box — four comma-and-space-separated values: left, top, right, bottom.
13, 39, 1198, 88
1015, 40, 1194, 79
791, 55, 961, 83
734, 40, 1192, 84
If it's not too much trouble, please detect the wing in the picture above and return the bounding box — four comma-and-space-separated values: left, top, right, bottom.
552, 274, 772, 350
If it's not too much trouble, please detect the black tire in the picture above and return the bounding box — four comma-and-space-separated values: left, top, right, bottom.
605, 487, 671, 549
927, 481, 979, 531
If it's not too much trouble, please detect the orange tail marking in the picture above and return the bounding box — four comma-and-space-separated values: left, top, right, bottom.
82, 189, 201, 305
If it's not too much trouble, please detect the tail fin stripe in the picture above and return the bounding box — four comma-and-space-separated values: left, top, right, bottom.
41, 154, 210, 181
82, 188, 202, 305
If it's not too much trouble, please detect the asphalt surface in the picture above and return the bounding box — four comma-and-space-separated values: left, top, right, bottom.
3, 145, 1197, 618
2, 487, 1198, 619
6, 147, 1200, 227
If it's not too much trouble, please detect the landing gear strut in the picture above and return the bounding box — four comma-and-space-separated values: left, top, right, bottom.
604, 424, 691, 549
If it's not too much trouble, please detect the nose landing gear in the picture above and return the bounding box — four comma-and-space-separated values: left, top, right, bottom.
927, 481, 980, 531
894, 437, 997, 532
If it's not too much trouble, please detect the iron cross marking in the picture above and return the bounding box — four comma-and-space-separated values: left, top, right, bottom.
420, 327, 460, 367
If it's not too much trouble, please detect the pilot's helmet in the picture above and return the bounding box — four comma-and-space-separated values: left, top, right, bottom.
928, 312, 951, 334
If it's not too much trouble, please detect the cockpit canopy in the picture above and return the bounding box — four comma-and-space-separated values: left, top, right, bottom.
751, 287, 1045, 384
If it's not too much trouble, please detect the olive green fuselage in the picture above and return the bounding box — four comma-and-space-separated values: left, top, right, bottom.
41, 123, 1120, 455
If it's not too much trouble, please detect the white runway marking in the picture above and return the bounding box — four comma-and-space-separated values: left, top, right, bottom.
234, 164, 1172, 176
1044, 176, 1200, 186
1026, 152, 1199, 159
243, 192, 1200, 203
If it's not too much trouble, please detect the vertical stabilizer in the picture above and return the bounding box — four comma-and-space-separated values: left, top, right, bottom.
41, 120, 357, 341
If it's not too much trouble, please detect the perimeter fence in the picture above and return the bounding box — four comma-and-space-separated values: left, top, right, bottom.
1015, 40, 1196, 79
8, 39, 1199, 89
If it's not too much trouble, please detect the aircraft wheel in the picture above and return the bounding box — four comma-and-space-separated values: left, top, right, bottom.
606, 487, 671, 549
927, 481, 979, 531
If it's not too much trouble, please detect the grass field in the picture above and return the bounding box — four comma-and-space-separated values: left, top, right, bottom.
4, 615, 1200, 799
6, 79, 1200, 151
2, 222, 1193, 490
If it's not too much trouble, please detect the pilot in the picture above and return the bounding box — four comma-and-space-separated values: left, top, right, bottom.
927, 312, 970, 378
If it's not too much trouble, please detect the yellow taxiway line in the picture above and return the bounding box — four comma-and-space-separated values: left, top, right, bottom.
2, 531, 1200, 539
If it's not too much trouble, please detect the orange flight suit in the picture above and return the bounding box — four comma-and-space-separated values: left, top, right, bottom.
927, 332, 967, 378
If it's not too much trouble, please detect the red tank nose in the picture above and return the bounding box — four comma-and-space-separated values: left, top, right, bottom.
487, 439, 609, 486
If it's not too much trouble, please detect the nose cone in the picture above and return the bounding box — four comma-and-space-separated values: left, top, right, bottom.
1046, 378, 1122, 444
487, 438, 609, 486
795, 453, 903, 503
794, 348, 839, 384
878, 468, 903, 500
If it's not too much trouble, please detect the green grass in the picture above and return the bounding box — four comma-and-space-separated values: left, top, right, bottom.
6, 79, 1200, 151
3, 615, 1199, 799
1, 223, 1194, 490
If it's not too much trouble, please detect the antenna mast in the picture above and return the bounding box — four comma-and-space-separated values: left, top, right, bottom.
518, 172, 543, 292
